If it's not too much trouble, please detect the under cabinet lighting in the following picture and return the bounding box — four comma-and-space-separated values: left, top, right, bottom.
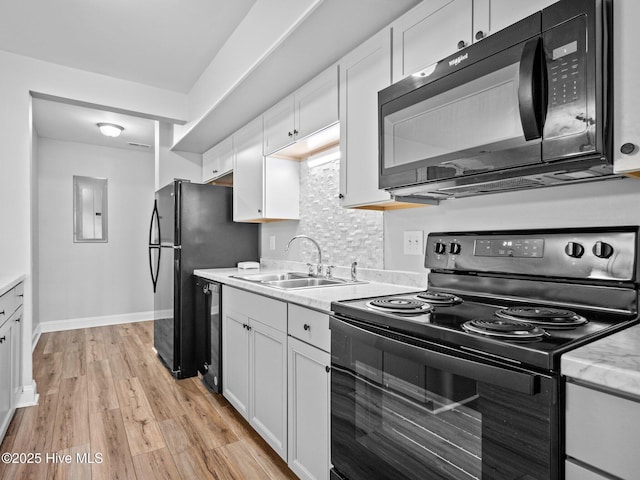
97, 123, 124, 137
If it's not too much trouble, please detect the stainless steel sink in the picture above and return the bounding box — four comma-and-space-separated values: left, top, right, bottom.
264, 277, 347, 289
231, 271, 365, 290
231, 272, 309, 282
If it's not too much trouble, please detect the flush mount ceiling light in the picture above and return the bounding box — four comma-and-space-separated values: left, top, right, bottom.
97, 123, 124, 137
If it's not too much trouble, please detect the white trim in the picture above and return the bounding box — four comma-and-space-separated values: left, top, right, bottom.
16, 380, 39, 408
38, 311, 154, 333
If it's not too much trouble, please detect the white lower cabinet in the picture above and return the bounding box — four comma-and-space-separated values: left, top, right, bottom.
288, 336, 330, 480
222, 286, 288, 460
0, 319, 13, 440
565, 381, 640, 479
0, 282, 24, 443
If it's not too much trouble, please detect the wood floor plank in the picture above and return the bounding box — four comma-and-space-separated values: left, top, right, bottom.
33, 352, 63, 395
209, 440, 273, 480
64, 328, 86, 353
132, 448, 182, 480
85, 330, 107, 364
51, 376, 89, 452
89, 408, 137, 480
43, 331, 67, 354
87, 360, 119, 413
114, 378, 166, 456
169, 448, 220, 480
46, 443, 92, 480
100, 325, 124, 355
107, 350, 137, 379
61, 349, 87, 379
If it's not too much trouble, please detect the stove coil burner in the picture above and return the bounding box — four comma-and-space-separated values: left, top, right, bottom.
366, 298, 434, 315
462, 319, 548, 341
415, 291, 463, 306
495, 306, 587, 329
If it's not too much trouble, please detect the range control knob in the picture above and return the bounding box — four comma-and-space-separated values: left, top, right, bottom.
434, 242, 447, 255
449, 242, 462, 255
565, 242, 585, 258
593, 241, 614, 259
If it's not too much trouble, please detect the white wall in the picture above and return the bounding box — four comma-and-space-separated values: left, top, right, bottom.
385, 177, 640, 272
37, 138, 154, 325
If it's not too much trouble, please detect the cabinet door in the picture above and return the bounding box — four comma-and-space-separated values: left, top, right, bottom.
339, 29, 393, 208
202, 136, 233, 183
288, 337, 330, 480
392, 0, 472, 82
222, 308, 250, 419
613, 0, 640, 173
294, 66, 339, 140
479, 0, 558, 40
249, 319, 288, 460
0, 320, 13, 440
10, 311, 22, 404
264, 96, 295, 156
233, 117, 265, 222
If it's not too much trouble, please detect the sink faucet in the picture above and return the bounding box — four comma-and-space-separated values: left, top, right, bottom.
285, 235, 323, 276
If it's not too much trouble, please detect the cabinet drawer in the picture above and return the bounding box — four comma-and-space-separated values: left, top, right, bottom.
223, 286, 287, 332
0, 290, 15, 328
13, 283, 23, 311
288, 304, 330, 352
566, 382, 640, 479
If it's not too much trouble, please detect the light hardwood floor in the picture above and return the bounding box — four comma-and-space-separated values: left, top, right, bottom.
0, 321, 298, 480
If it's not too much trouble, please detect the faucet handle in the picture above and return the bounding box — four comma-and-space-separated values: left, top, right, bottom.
351, 261, 358, 282
306, 263, 316, 276
326, 265, 335, 278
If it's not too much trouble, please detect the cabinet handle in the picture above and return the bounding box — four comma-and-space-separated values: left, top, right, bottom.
457, 40, 467, 49
475, 31, 485, 40
18, 294, 23, 298
212, 169, 218, 174
288, 131, 293, 137
338, 193, 344, 200
620, 143, 637, 155
257, 209, 262, 213
247, 325, 252, 331
15, 317, 20, 323
293, 129, 299, 135
325, 366, 330, 373
303, 324, 311, 331
0, 310, 4, 316
242, 323, 247, 330
0, 336, 5, 344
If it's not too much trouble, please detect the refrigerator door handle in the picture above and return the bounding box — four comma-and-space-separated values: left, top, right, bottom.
148, 246, 160, 293
149, 201, 160, 246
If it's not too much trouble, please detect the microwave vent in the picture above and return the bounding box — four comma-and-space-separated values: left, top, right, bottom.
437, 177, 543, 195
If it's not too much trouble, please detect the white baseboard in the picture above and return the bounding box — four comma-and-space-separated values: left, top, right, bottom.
32, 323, 42, 352
16, 380, 39, 408
38, 311, 155, 333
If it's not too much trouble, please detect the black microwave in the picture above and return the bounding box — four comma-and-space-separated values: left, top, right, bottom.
378, 0, 614, 200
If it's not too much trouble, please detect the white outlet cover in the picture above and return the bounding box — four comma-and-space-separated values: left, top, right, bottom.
404, 230, 424, 256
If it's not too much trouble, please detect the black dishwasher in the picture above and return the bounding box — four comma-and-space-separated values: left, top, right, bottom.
194, 276, 222, 393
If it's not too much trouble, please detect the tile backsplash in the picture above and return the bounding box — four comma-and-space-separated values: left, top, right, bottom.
261, 153, 384, 269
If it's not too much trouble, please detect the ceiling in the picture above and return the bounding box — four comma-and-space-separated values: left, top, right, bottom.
0, 0, 256, 93
16, 0, 420, 153
32, 98, 156, 153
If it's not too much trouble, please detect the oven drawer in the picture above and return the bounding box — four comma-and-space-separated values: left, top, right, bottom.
566, 382, 640, 479
288, 304, 330, 352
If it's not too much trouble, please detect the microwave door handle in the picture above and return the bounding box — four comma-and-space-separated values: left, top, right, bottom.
518, 37, 545, 141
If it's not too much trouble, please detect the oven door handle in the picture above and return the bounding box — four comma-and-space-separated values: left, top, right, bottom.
332, 317, 540, 395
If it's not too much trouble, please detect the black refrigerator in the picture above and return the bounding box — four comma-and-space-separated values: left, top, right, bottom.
148, 180, 258, 379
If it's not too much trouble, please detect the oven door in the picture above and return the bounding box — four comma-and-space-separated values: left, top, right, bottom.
330, 317, 559, 480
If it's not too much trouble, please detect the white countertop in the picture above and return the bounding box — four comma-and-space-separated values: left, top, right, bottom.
0, 273, 25, 297
561, 323, 640, 398
194, 267, 423, 312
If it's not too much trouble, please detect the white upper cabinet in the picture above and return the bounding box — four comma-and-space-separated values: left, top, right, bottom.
233, 117, 300, 223
613, 0, 640, 174
392, 0, 559, 82
264, 66, 338, 156
338, 30, 394, 208
202, 135, 234, 184
392, 0, 472, 82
